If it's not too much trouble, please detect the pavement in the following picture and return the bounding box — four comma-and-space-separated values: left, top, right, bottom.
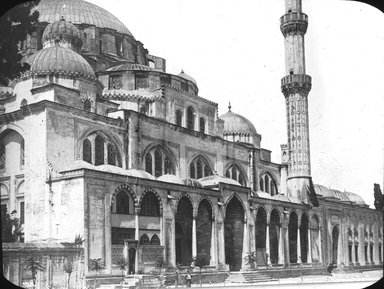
167, 270, 383, 289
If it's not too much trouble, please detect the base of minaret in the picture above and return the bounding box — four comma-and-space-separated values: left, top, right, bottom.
287, 176, 318, 206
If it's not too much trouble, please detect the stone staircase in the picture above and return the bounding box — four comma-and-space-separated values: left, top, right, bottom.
226, 271, 278, 284
97, 275, 161, 289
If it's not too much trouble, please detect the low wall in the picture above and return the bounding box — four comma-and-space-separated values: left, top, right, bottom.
2, 242, 84, 289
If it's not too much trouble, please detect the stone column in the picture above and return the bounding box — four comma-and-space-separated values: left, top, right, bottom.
284, 223, 290, 267
266, 222, 270, 266
307, 226, 312, 263
241, 218, 249, 269
217, 222, 225, 268
351, 236, 356, 265
210, 218, 217, 267
297, 226, 301, 264
278, 223, 284, 264
367, 241, 371, 264
192, 216, 197, 257
318, 227, 323, 264
135, 208, 140, 273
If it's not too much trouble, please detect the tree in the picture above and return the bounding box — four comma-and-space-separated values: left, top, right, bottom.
193, 254, 210, 287
0, 0, 40, 86
63, 260, 73, 289
373, 183, 383, 211
244, 251, 257, 270
23, 255, 45, 287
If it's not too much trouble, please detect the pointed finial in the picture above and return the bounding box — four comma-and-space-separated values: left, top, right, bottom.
228, 102, 232, 111
61, 4, 66, 20
181, 69, 184, 74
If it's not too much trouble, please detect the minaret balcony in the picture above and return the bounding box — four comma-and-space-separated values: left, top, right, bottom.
281, 74, 311, 96
280, 12, 308, 36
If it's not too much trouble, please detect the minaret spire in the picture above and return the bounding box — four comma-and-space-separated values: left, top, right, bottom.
280, 0, 318, 206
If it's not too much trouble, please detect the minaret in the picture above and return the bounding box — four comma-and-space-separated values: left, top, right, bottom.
280, 0, 317, 205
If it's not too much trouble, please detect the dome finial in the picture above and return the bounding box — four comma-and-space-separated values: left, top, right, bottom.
181, 69, 184, 74
228, 102, 232, 111
61, 4, 66, 20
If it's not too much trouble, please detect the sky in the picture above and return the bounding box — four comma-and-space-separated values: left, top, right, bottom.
88, 0, 384, 208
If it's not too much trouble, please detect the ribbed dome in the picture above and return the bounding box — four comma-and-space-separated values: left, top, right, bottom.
219, 107, 257, 135
106, 63, 156, 72
42, 17, 82, 50
178, 70, 197, 85
30, 44, 95, 79
36, 0, 133, 37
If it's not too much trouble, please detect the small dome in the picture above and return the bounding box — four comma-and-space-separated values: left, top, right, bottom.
178, 70, 197, 86
157, 174, 184, 185
183, 178, 203, 188
30, 44, 95, 79
42, 17, 82, 50
36, 0, 134, 37
198, 174, 241, 187
125, 169, 156, 180
106, 62, 156, 72
345, 191, 366, 205
219, 105, 258, 135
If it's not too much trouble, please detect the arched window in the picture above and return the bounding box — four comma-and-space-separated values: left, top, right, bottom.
95, 135, 104, 166
107, 143, 116, 165
144, 145, 176, 177
199, 117, 205, 133
116, 191, 130, 214
154, 149, 162, 177
145, 153, 152, 175
187, 106, 195, 130
83, 99, 91, 111
189, 156, 213, 179
176, 109, 183, 126
140, 191, 160, 217
190, 163, 196, 179
150, 234, 160, 245
164, 156, 173, 174
0, 143, 5, 170
140, 234, 150, 245
259, 173, 277, 195
225, 164, 247, 186
83, 139, 92, 164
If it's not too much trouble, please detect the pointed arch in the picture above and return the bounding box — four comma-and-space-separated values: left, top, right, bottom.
139, 188, 163, 216
224, 161, 248, 187
188, 154, 214, 179
197, 196, 215, 221
259, 171, 278, 196
142, 143, 178, 177
111, 184, 136, 212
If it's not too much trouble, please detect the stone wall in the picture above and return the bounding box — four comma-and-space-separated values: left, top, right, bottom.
2, 242, 84, 289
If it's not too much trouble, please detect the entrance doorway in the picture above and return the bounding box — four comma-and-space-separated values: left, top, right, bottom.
128, 248, 136, 274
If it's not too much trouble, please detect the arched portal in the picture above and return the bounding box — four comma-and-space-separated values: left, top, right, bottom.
332, 225, 339, 264
196, 199, 212, 260
224, 196, 244, 271
270, 209, 280, 265
255, 207, 267, 265
300, 213, 309, 263
289, 211, 298, 263
175, 196, 193, 265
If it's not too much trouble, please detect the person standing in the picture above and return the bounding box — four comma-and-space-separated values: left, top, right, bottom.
186, 271, 192, 287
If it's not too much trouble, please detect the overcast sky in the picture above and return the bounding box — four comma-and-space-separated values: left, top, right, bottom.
88, 0, 384, 208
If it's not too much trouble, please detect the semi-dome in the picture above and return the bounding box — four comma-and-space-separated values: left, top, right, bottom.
219, 105, 258, 135
36, 0, 134, 37
178, 70, 197, 86
42, 17, 82, 50
30, 44, 95, 79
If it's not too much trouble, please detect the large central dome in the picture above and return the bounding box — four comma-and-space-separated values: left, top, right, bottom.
36, 0, 133, 37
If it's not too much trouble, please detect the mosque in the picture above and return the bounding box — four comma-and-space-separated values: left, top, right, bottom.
1, 0, 382, 286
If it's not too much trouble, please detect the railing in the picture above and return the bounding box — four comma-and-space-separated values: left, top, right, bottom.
111, 245, 124, 265
280, 12, 308, 25
281, 74, 311, 86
